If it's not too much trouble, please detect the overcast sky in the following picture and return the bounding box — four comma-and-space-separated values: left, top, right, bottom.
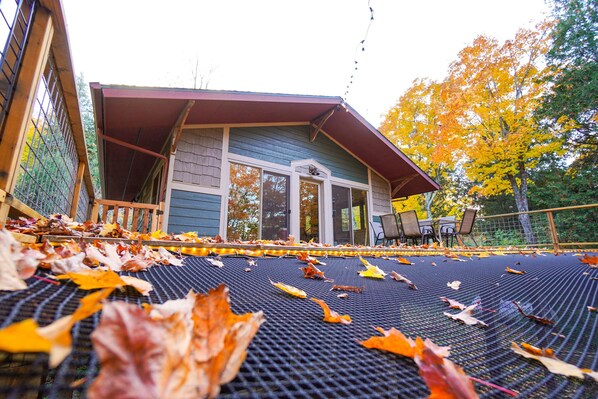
62, 0, 550, 127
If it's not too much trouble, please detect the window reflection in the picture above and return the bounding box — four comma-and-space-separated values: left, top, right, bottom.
261, 172, 289, 240
227, 163, 260, 240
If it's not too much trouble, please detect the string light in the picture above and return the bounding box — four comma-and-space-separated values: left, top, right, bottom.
343, 1, 374, 102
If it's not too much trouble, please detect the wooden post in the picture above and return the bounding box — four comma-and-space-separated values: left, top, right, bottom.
546, 211, 560, 252
0, 8, 54, 222
91, 199, 100, 223
69, 162, 86, 219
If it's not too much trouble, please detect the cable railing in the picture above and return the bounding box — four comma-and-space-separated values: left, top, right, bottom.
472, 204, 598, 250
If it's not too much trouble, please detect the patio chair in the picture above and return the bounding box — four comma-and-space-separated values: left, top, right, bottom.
370, 221, 385, 246
398, 210, 434, 245
441, 208, 478, 247
437, 215, 456, 246
379, 213, 402, 246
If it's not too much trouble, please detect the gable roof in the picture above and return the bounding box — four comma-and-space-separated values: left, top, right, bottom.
90, 84, 439, 201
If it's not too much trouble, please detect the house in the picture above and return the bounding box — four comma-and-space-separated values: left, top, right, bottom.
90, 85, 438, 245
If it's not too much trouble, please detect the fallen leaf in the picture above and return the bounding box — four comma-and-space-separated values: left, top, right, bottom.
511, 342, 597, 380
358, 257, 386, 279
415, 347, 479, 399
512, 301, 554, 325
310, 298, 352, 324
270, 279, 306, 298
360, 327, 451, 359
447, 281, 461, 290
301, 262, 327, 279
397, 257, 414, 265
205, 257, 224, 268
0, 319, 52, 353
0, 229, 43, 290
156, 247, 184, 266
88, 285, 265, 399
506, 267, 526, 275
390, 271, 417, 289
444, 304, 487, 327
477, 252, 490, 258
173, 231, 198, 242
439, 297, 466, 310
244, 268, 251, 272
56, 269, 153, 296
297, 252, 326, 265
330, 285, 363, 293
431, 262, 437, 266
579, 254, 598, 267
588, 306, 597, 312
246, 259, 257, 267
337, 293, 349, 299
50, 252, 89, 274
120, 256, 153, 272
85, 243, 125, 271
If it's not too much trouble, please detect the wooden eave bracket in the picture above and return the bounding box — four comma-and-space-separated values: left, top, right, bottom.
391, 174, 419, 197
310, 105, 340, 142
170, 100, 195, 154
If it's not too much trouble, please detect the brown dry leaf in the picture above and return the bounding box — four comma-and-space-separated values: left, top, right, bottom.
512, 301, 555, 325
444, 304, 488, 327
587, 306, 597, 312
337, 293, 349, 299
270, 279, 307, 298
415, 347, 479, 399
397, 257, 414, 265
55, 269, 153, 296
360, 327, 451, 359
88, 285, 265, 399
121, 256, 153, 272
330, 285, 364, 293
390, 271, 417, 290
85, 243, 126, 271
310, 298, 352, 324
296, 252, 326, 265
506, 267, 526, 275
511, 342, 598, 380
439, 297, 466, 310
300, 262, 327, 279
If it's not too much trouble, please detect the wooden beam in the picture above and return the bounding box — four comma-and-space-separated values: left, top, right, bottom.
0, 8, 54, 193
69, 162, 86, 219
391, 174, 419, 197
170, 100, 195, 154
309, 105, 339, 142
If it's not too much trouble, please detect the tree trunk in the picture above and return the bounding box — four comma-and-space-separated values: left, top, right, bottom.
423, 191, 437, 219
508, 167, 536, 244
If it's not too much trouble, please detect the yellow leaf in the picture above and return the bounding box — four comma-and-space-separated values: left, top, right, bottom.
511, 342, 595, 380
0, 319, 51, 353
150, 230, 170, 240
269, 279, 306, 298
358, 257, 386, 279
477, 252, 490, 258
397, 257, 414, 265
56, 269, 153, 295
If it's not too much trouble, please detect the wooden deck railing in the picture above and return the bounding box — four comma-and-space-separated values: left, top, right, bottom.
91, 199, 164, 234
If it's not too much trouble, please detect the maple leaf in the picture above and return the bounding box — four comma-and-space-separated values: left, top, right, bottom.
300, 262, 327, 279
85, 243, 126, 271
296, 252, 326, 265
390, 271, 417, 289
397, 257, 414, 265
174, 231, 198, 242
415, 347, 479, 399
511, 342, 598, 381
120, 256, 153, 272
205, 257, 224, 268
0, 229, 43, 290
358, 257, 386, 279
310, 298, 352, 324
50, 252, 89, 274
512, 301, 554, 325
506, 267, 526, 275
150, 229, 171, 240
56, 269, 153, 296
88, 285, 265, 399
439, 297, 466, 310
444, 304, 487, 327
579, 254, 598, 267
270, 279, 307, 298
360, 327, 451, 359
156, 247, 184, 266
447, 281, 461, 290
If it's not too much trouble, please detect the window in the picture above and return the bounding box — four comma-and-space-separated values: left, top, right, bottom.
332, 185, 369, 245
227, 163, 289, 241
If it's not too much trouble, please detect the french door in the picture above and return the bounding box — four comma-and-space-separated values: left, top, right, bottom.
299, 179, 320, 242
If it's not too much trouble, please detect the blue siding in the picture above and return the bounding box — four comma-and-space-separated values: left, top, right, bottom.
168, 189, 221, 236
229, 125, 368, 184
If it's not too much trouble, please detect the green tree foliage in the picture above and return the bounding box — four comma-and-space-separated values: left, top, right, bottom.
540, 0, 598, 164
76, 74, 101, 196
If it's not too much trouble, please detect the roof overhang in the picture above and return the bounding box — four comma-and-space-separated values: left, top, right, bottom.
90, 84, 439, 201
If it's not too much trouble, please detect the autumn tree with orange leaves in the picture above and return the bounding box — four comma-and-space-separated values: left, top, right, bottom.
381, 21, 563, 244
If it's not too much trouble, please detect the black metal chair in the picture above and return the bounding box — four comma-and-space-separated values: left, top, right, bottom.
379, 213, 402, 246
398, 210, 434, 245
441, 208, 478, 247
370, 221, 385, 245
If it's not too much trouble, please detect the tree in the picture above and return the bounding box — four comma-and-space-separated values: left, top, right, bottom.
380, 79, 471, 219
539, 0, 597, 164
76, 74, 101, 196
444, 22, 563, 243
